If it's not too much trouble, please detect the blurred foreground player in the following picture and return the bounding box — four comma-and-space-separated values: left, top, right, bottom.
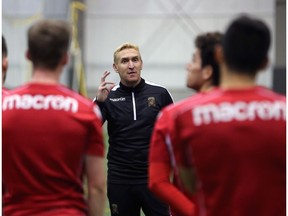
149, 32, 222, 216
2, 20, 106, 216
149, 15, 285, 216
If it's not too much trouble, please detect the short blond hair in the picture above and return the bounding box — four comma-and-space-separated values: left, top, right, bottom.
113, 43, 141, 63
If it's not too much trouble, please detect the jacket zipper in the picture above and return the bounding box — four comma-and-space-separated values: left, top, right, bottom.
132, 92, 137, 120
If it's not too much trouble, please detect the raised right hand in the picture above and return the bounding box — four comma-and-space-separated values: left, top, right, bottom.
95, 71, 115, 102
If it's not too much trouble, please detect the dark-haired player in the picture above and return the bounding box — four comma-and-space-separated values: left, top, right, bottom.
149, 32, 223, 216
149, 15, 285, 216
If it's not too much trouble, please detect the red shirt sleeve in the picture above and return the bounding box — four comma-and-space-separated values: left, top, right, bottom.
149, 111, 171, 163
149, 110, 197, 216
149, 162, 197, 216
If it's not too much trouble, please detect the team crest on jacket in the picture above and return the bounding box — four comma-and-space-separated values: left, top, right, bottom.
148, 97, 156, 107
111, 204, 119, 214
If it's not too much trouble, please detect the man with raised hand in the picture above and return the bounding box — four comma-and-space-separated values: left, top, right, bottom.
94, 43, 173, 216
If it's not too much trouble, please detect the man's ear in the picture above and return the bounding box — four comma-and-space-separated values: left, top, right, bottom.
202, 65, 213, 80
140, 59, 143, 70
113, 63, 118, 73
214, 45, 224, 65
2, 56, 8, 72
25, 50, 31, 60
61, 53, 68, 65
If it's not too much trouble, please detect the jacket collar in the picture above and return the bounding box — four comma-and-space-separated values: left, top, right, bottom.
119, 78, 145, 92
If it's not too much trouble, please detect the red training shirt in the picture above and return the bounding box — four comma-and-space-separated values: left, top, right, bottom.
2, 83, 105, 216
150, 86, 286, 216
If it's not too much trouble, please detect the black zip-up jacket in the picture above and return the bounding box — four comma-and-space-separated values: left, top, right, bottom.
95, 78, 173, 184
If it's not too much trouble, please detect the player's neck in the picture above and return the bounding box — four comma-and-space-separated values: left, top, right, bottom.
199, 81, 215, 93
30, 67, 62, 84
221, 76, 255, 90
220, 66, 256, 90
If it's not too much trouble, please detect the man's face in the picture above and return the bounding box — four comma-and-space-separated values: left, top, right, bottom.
113, 48, 143, 87
186, 48, 205, 91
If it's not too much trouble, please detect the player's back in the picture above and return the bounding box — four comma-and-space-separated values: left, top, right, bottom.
2, 83, 101, 215
175, 86, 286, 216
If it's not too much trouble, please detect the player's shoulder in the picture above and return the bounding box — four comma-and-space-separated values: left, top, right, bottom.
2, 87, 10, 96
158, 92, 209, 121
255, 86, 286, 101
4, 84, 30, 95
55, 85, 94, 106
167, 89, 221, 113
55, 85, 101, 117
